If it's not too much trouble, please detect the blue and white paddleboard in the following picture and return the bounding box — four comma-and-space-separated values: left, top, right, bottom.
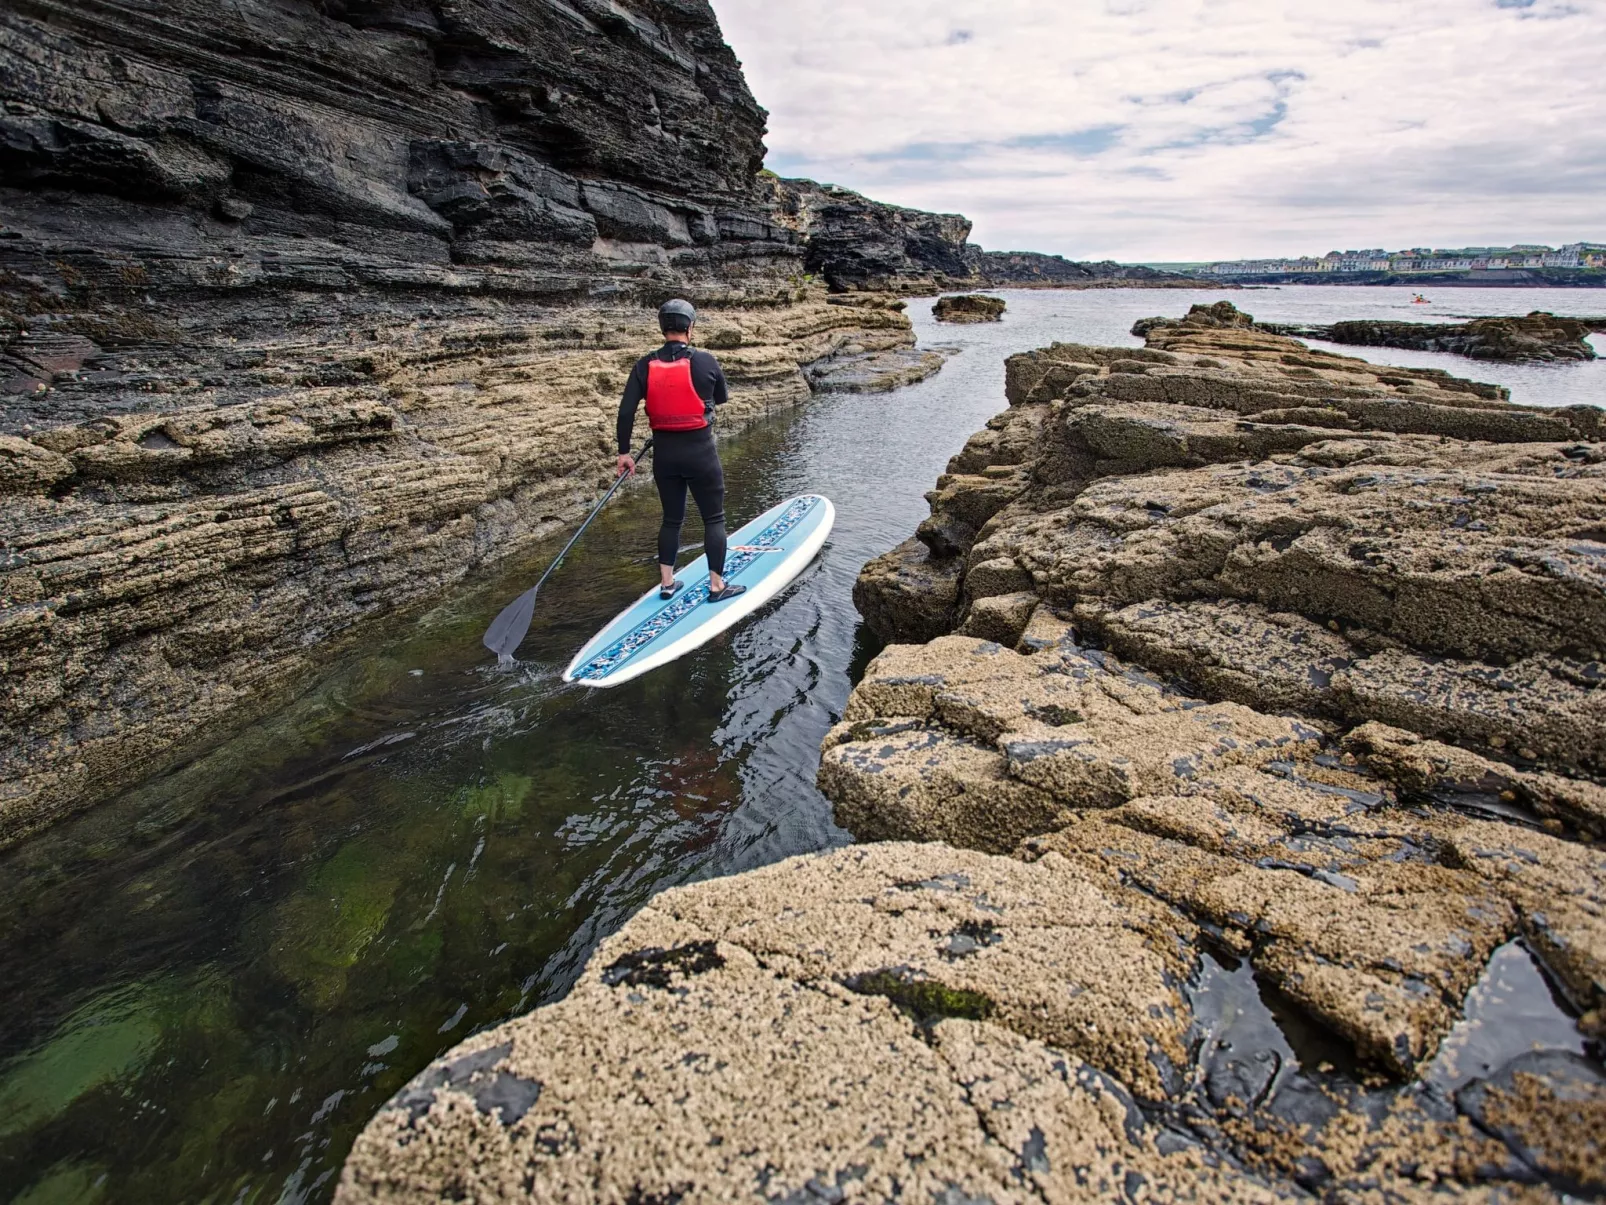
563, 494, 835, 688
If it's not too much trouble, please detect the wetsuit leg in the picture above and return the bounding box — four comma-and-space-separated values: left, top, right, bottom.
653, 430, 724, 573
687, 460, 726, 576
654, 469, 688, 568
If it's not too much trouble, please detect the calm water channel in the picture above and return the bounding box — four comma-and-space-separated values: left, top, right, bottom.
2, 286, 1601, 1203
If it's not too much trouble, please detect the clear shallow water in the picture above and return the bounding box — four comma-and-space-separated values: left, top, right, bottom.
1, 285, 1600, 1204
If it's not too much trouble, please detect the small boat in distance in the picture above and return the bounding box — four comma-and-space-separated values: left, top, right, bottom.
1412, 293, 1431, 304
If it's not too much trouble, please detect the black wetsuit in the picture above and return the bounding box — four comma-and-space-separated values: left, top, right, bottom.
617, 342, 731, 575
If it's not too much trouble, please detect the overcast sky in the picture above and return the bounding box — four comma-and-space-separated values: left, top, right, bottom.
712, 0, 1606, 262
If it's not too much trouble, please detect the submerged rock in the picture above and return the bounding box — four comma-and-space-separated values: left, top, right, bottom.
934, 294, 1008, 323
806, 345, 955, 393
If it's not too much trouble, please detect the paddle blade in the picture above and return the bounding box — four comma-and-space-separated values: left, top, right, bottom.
483, 585, 539, 663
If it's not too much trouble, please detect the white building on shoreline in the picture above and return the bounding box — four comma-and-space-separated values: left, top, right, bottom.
1200, 242, 1604, 276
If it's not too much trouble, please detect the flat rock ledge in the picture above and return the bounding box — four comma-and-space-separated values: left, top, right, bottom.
807, 346, 956, 394
340, 830, 1605, 1203
1137, 302, 1598, 364
341, 306, 1605, 1202
1259, 312, 1599, 364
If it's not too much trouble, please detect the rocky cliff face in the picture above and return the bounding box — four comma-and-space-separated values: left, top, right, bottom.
767, 176, 976, 292
0, 0, 802, 303
348, 303, 1606, 1202
0, 0, 937, 843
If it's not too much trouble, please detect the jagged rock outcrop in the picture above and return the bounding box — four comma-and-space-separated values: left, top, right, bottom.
1256, 312, 1599, 363
934, 293, 1007, 324
766, 177, 976, 293
1131, 299, 1258, 337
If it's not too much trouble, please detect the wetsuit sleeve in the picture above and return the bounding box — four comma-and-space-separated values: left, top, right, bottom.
711, 357, 729, 407
617, 357, 649, 454
693, 350, 729, 407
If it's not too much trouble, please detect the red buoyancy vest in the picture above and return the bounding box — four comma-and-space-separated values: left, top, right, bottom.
644, 357, 709, 432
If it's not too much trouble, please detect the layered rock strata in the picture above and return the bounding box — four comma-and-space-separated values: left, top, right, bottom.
345, 305, 1606, 1200
0, 296, 922, 846
0, 0, 948, 843
1256, 312, 1599, 363
934, 294, 1007, 324
0, 0, 1190, 840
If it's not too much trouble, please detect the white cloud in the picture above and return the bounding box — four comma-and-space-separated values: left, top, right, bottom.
711, 0, 1606, 261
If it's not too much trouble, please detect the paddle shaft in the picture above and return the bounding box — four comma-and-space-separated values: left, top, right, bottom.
536, 439, 654, 596
482, 439, 653, 661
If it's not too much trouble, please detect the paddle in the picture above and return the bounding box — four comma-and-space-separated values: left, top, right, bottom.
482, 440, 654, 664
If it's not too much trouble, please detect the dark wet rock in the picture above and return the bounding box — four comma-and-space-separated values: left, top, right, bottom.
1344, 722, 1606, 836
1263, 312, 1599, 364
1204, 1048, 1282, 1109
1456, 1052, 1606, 1192
393, 1042, 543, 1127
933, 295, 1007, 324
602, 941, 726, 989
853, 537, 962, 644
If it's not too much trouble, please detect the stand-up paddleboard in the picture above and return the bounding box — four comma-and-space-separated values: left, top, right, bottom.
563, 494, 834, 688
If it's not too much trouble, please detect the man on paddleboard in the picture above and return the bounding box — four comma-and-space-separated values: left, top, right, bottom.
615, 299, 746, 604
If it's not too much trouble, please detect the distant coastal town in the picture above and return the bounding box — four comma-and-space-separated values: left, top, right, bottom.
1163, 242, 1606, 279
